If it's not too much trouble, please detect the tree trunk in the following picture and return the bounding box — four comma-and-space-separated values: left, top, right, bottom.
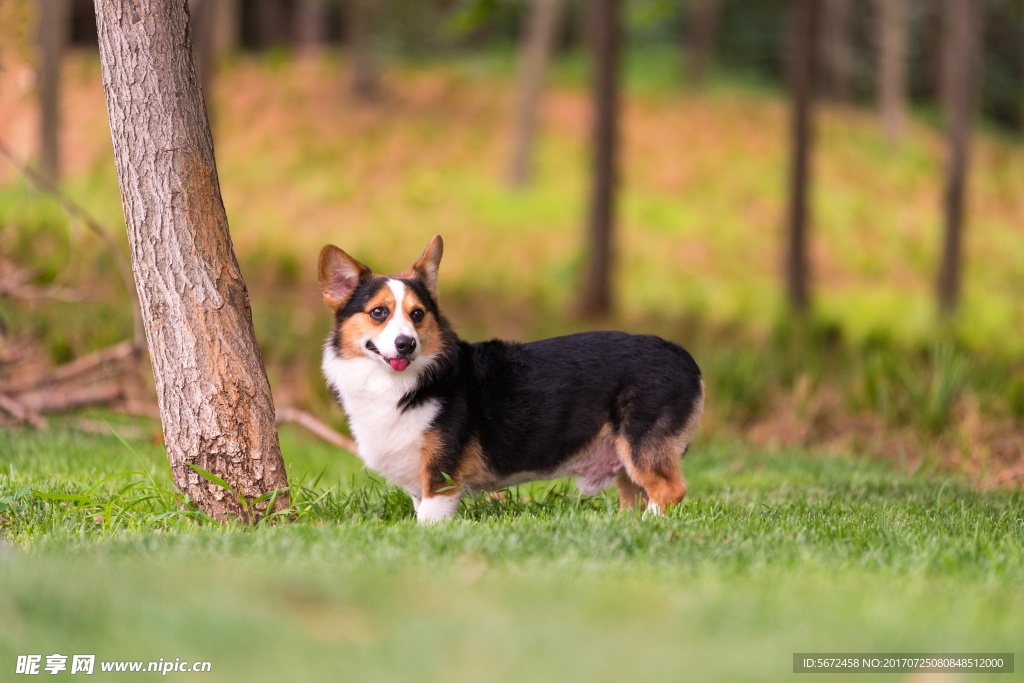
348, 0, 378, 99
578, 0, 619, 318
923, 1, 944, 103
508, 0, 562, 188
877, 0, 907, 143
820, 0, 851, 100
188, 0, 215, 104
936, 0, 978, 313
686, 0, 720, 87
37, 0, 69, 183
296, 0, 329, 52
253, 0, 285, 50
785, 0, 821, 315
94, 0, 289, 522
213, 0, 241, 54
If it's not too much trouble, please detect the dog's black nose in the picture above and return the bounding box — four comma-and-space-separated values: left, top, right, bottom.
394, 335, 417, 356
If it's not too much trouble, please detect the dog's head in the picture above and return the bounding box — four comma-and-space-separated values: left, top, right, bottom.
318, 235, 448, 373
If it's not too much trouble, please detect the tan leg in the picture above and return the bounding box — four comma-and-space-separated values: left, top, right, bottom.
634, 468, 687, 510
614, 470, 648, 511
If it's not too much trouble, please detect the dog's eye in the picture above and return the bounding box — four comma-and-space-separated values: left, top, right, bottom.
369, 306, 388, 321
410, 308, 424, 323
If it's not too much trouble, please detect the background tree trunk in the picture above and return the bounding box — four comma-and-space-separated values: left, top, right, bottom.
94, 0, 289, 522
296, 0, 329, 52
188, 0, 215, 104
348, 0, 378, 99
877, 0, 907, 143
686, 0, 720, 87
37, 0, 69, 183
923, 0, 944, 103
819, 0, 851, 99
578, 0, 619, 318
936, 0, 978, 313
785, 0, 821, 315
213, 0, 241, 54
508, 0, 562, 188
253, 0, 285, 50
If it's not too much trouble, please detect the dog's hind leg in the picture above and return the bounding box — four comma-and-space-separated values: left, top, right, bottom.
614, 418, 699, 515
633, 467, 687, 516
614, 470, 649, 511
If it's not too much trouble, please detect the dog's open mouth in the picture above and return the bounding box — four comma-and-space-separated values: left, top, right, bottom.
365, 341, 411, 371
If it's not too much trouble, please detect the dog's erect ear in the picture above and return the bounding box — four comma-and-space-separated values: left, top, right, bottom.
406, 234, 443, 298
319, 245, 371, 312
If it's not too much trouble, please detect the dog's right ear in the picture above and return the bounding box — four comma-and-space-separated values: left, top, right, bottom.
318, 245, 371, 312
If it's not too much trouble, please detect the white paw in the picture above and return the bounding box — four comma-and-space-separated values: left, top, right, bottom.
642, 502, 661, 520
417, 494, 461, 524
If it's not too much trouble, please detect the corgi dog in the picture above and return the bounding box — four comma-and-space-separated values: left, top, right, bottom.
319, 235, 704, 523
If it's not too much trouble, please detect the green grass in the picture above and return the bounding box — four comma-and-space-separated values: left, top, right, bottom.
2, 418, 1022, 682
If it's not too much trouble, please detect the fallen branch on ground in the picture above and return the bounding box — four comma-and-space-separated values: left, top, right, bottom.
0, 393, 48, 429
14, 382, 125, 413
977, 464, 1024, 489
3, 340, 137, 394
0, 256, 88, 301
276, 407, 357, 452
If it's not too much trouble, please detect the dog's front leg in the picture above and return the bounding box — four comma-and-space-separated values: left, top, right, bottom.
417, 491, 462, 523
418, 441, 463, 523
407, 492, 422, 514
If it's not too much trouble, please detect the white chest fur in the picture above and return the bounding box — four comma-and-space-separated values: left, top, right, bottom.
322, 349, 438, 495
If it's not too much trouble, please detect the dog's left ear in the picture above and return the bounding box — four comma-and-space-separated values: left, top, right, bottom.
404, 234, 443, 298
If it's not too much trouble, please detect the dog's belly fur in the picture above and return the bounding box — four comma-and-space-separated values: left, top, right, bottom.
494, 440, 622, 494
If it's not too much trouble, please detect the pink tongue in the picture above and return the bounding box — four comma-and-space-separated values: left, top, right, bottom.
389, 358, 410, 371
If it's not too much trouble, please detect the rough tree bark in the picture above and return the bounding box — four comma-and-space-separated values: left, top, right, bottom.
94, 0, 289, 522
876, 0, 907, 143
578, 0, 620, 318
37, 0, 69, 182
508, 0, 562, 187
785, 0, 821, 315
820, 0, 851, 100
686, 0, 720, 87
936, 0, 978, 313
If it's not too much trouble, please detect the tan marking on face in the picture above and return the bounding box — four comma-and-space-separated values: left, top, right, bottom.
400, 287, 443, 358
335, 280, 396, 360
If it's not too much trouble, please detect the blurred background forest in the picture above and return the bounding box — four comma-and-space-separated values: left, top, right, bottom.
1, 0, 1023, 486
